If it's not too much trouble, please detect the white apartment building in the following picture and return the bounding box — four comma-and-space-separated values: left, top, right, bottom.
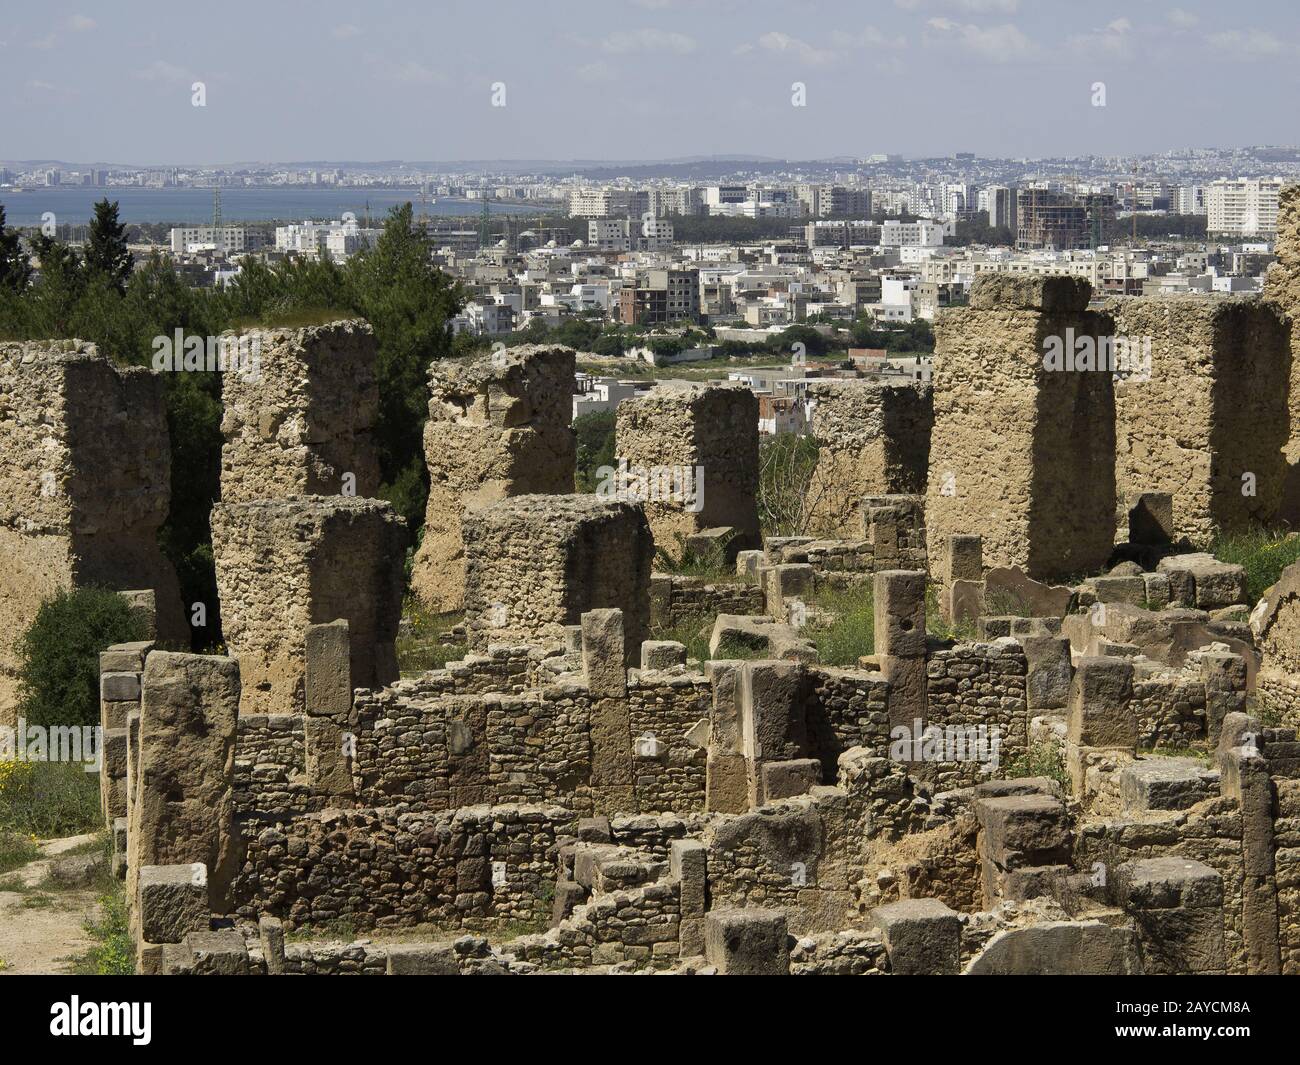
274, 218, 379, 260
587, 216, 674, 252
880, 220, 945, 248
169, 225, 252, 255
1206, 178, 1282, 238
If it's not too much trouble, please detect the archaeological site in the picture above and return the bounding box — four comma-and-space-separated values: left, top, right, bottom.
9, 195, 1300, 990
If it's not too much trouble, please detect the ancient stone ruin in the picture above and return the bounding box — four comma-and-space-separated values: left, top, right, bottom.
39, 220, 1300, 976
0, 340, 186, 725
927, 276, 1116, 582
804, 379, 932, 536
1109, 294, 1290, 541
616, 384, 760, 560
411, 345, 576, 611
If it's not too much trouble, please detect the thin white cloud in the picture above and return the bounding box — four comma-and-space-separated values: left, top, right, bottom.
134, 60, 192, 83
924, 18, 1038, 62
1205, 28, 1290, 57
331, 24, 362, 40
830, 26, 907, 49
28, 33, 57, 50
1167, 8, 1199, 29
67, 15, 96, 32
1068, 17, 1134, 59
898, 0, 1019, 11
600, 29, 697, 55
756, 31, 838, 66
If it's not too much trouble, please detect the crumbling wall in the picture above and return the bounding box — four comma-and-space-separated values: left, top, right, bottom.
1108, 295, 1289, 542
927, 277, 1116, 582
1252, 560, 1300, 728
1262, 182, 1300, 524
805, 380, 932, 536
462, 494, 653, 655
0, 340, 185, 723
219, 320, 380, 503
649, 573, 766, 628
411, 345, 576, 611
616, 384, 760, 555
212, 497, 406, 715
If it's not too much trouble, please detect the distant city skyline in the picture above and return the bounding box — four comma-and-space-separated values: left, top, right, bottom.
3, 0, 1298, 163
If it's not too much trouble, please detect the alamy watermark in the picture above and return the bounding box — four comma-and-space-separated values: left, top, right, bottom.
889, 717, 1001, 774
595, 458, 704, 512
152, 329, 262, 382
1042, 328, 1151, 381
0, 719, 101, 773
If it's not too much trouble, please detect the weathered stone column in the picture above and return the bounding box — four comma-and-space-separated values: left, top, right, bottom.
219, 320, 381, 503
1108, 294, 1289, 541
126, 652, 239, 923
927, 276, 1115, 582
411, 345, 576, 611
0, 341, 186, 724
462, 494, 653, 656
616, 384, 760, 558
212, 497, 406, 715
804, 379, 932, 536
874, 570, 928, 731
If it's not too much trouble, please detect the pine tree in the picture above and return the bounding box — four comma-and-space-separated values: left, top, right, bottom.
84, 198, 133, 291
0, 204, 31, 291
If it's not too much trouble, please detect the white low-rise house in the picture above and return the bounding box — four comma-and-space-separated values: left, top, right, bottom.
572, 374, 648, 419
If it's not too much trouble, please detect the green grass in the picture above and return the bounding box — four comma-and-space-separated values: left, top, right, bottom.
397, 601, 467, 676
0, 760, 102, 839
1140, 745, 1212, 764
653, 532, 737, 580
229, 306, 355, 331
925, 582, 980, 644
0, 831, 42, 874
1005, 740, 1070, 790
648, 612, 715, 664
1208, 527, 1300, 605
805, 583, 875, 666
69, 885, 134, 975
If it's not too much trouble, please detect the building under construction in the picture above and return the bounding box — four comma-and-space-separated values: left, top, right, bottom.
1015, 188, 1115, 251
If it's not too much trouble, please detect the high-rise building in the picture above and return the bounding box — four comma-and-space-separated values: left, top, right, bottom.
1016, 188, 1113, 251
1206, 178, 1282, 238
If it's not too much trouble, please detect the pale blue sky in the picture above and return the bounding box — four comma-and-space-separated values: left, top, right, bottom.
3, 0, 1298, 163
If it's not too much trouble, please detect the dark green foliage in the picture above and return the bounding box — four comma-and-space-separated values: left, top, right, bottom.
574, 410, 617, 492
0, 205, 31, 292
83, 199, 133, 292
15, 588, 149, 729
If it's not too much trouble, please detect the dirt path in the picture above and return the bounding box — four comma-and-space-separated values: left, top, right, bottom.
0, 834, 101, 975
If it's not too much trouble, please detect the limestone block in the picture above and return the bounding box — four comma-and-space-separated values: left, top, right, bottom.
704, 908, 789, 975
871, 898, 961, 975
138, 863, 208, 944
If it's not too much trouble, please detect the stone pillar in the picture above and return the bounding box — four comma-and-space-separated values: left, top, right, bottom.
99, 641, 152, 826
1065, 656, 1136, 798
615, 384, 760, 557
874, 570, 928, 730
1109, 295, 1289, 541
706, 661, 748, 814
1217, 713, 1282, 974
127, 653, 239, 926
927, 276, 1116, 582
411, 345, 576, 611
1261, 182, 1300, 523
583, 608, 633, 814
219, 320, 381, 503
212, 498, 406, 715
0, 342, 185, 725
704, 908, 789, 975
804, 380, 933, 536
939, 533, 983, 624
871, 898, 961, 975
737, 660, 808, 808
462, 494, 653, 656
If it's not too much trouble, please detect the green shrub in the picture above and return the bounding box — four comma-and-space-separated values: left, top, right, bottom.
0, 829, 41, 874
648, 612, 714, 664
71, 884, 134, 975
1208, 528, 1300, 605
0, 759, 101, 838
806, 584, 875, 666
14, 587, 148, 728
1005, 740, 1069, 790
